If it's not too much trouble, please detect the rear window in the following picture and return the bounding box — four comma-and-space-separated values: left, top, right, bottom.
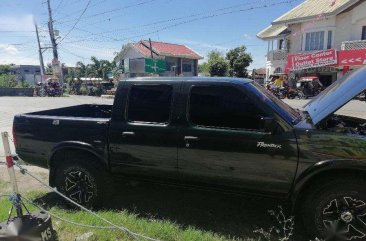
127, 84, 172, 124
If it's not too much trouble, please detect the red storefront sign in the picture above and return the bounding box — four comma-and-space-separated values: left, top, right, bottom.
338, 49, 366, 66
287, 49, 337, 71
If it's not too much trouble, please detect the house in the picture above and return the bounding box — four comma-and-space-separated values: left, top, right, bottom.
9, 65, 42, 85
249, 68, 267, 84
257, 0, 366, 87
115, 40, 203, 77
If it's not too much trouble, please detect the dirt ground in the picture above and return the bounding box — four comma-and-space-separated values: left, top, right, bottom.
0, 164, 49, 194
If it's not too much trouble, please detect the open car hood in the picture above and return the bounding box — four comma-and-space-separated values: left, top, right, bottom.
304, 66, 366, 125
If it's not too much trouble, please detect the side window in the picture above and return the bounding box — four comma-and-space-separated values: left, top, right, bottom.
362, 26, 366, 40
127, 84, 172, 124
189, 85, 267, 130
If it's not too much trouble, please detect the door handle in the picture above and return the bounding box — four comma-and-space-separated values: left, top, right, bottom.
122, 131, 135, 137
184, 136, 199, 141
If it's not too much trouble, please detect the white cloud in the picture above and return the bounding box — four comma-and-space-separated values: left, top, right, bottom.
0, 44, 20, 55
0, 52, 39, 65
243, 33, 254, 40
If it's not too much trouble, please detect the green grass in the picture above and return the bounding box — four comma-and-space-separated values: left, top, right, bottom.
0, 192, 254, 241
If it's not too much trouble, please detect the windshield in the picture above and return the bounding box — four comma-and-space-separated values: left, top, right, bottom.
248, 82, 301, 124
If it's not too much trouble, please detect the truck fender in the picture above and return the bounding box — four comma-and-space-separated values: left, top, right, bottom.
291, 159, 366, 208
48, 141, 108, 186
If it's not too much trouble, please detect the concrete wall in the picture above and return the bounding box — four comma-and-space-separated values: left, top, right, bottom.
0, 88, 34, 96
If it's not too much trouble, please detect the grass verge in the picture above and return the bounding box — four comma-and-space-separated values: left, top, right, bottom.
0, 192, 253, 241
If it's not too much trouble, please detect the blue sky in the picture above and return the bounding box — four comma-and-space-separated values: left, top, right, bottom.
0, 0, 303, 68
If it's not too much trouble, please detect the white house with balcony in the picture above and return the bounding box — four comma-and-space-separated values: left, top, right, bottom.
257, 0, 366, 86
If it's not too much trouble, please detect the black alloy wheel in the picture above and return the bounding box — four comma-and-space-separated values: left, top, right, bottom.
63, 169, 97, 206
301, 177, 366, 241
54, 157, 107, 208
319, 196, 366, 240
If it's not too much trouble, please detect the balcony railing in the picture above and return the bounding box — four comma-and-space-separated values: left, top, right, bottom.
341, 40, 366, 50
267, 49, 288, 61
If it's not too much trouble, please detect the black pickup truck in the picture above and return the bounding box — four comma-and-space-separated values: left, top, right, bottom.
13, 67, 366, 240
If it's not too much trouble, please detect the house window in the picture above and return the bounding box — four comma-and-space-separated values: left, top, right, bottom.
188, 86, 266, 130
127, 85, 172, 124
166, 61, 176, 71
327, 31, 332, 49
182, 63, 192, 72
305, 31, 325, 51
362, 26, 366, 40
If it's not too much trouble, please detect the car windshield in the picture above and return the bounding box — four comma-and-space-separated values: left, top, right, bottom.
248, 82, 302, 124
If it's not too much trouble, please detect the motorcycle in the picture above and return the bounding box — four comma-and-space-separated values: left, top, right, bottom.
36, 82, 63, 97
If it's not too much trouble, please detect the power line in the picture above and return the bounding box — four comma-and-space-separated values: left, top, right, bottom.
58, 0, 278, 43
62, 0, 300, 44
53, 0, 66, 13
57, 0, 92, 44
55, 0, 271, 43
59, 46, 88, 61
77, 0, 268, 30
57, 0, 161, 25
54, 0, 111, 20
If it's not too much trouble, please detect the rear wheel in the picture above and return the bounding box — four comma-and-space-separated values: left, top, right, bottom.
301, 177, 366, 241
54, 155, 108, 208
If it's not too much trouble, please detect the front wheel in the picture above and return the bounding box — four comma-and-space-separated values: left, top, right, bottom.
54, 157, 108, 208
301, 177, 366, 241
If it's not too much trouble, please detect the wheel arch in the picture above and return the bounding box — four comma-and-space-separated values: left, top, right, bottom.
292, 159, 366, 212
48, 141, 108, 187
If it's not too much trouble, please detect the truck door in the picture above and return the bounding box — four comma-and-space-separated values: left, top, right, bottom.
177, 82, 298, 196
109, 80, 180, 181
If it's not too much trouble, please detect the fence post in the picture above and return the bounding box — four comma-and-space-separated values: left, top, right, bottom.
1, 131, 22, 216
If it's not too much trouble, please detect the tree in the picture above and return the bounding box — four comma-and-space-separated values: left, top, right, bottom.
226, 46, 253, 78
207, 50, 228, 77
75, 61, 87, 78
0, 74, 17, 88
198, 62, 209, 75
0, 65, 10, 74
88, 56, 113, 80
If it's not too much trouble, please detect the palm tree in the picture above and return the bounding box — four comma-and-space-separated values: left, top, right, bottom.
88, 56, 114, 80
75, 61, 87, 78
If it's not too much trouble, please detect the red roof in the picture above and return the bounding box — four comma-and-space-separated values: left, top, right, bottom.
132, 40, 203, 60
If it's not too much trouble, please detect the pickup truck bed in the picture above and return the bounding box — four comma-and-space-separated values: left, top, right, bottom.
14, 104, 111, 168
26, 104, 112, 119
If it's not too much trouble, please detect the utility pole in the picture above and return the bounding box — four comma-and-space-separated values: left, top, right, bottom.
47, 0, 58, 60
149, 38, 154, 59
47, 0, 63, 95
34, 21, 45, 83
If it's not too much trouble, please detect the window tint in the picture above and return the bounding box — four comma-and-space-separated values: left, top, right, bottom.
189, 86, 266, 130
127, 85, 172, 124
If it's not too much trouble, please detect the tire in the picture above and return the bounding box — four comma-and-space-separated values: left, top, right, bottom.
300, 177, 366, 241
54, 154, 109, 208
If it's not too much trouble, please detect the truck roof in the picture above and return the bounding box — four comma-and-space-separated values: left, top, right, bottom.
123, 77, 253, 85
